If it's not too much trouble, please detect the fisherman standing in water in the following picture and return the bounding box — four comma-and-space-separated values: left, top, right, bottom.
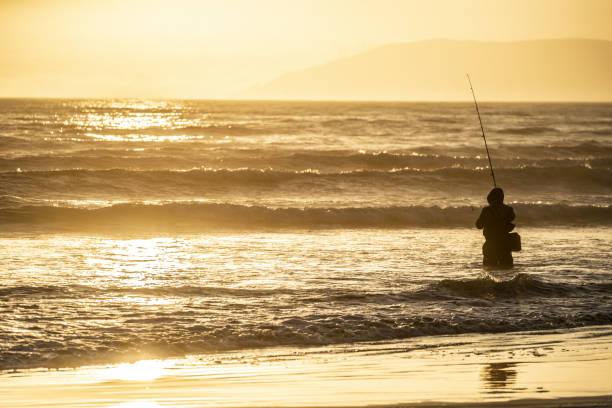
476, 188, 515, 267
468, 76, 518, 267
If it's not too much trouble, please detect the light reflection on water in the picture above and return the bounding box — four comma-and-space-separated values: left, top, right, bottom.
0, 228, 610, 370
109, 401, 161, 408
2, 327, 610, 407
481, 362, 518, 394
101, 359, 169, 382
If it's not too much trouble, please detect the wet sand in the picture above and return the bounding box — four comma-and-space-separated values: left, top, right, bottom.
1, 325, 611, 407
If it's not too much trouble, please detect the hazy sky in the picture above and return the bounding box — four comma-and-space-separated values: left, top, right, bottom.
1, 0, 611, 98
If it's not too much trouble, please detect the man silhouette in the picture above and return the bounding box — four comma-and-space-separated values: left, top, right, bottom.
476, 188, 515, 267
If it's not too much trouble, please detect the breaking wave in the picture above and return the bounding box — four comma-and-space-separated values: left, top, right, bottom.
496, 126, 559, 135
2, 274, 611, 370
1, 166, 610, 197
2, 151, 611, 172
3, 275, 610, 300
1, 202, 610, 230
434, 273, 586, 299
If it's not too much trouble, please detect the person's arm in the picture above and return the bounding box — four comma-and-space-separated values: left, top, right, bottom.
476, 208, 486, 229
505, 206, 516, 232
507, 206, 515, 222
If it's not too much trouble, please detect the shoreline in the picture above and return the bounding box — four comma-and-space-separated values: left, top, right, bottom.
1, 326, 611, 408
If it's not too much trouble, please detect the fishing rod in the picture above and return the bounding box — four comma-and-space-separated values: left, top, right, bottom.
467, 74, 497, 188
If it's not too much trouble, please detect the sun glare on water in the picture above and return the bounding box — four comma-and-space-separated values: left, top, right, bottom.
110, 401, 161, 408
102, 359, 169, 382
87, 238, 179, 281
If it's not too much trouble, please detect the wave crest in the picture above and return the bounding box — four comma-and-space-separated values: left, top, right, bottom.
1, 202, 610, 230
434, 273, 575, 299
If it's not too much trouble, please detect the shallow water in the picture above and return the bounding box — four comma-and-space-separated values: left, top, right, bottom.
1, 227, 610, 370
0, 100, 610, 370
2, 326, 612, 407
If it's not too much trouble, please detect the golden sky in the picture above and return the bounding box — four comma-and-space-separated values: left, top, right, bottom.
1, 0, 611, 98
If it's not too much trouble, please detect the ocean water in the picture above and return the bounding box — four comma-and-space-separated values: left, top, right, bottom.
0, 99, 610, 370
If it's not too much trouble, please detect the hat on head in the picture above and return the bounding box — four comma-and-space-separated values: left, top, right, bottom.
487, 187, 504, 205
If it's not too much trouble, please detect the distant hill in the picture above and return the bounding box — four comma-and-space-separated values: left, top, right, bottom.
239, 39, 612, 101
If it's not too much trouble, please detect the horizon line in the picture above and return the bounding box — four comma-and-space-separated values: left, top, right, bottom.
1, 97, 611, 104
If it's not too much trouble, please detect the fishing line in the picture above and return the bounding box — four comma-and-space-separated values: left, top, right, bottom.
467, 74, 497, 187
